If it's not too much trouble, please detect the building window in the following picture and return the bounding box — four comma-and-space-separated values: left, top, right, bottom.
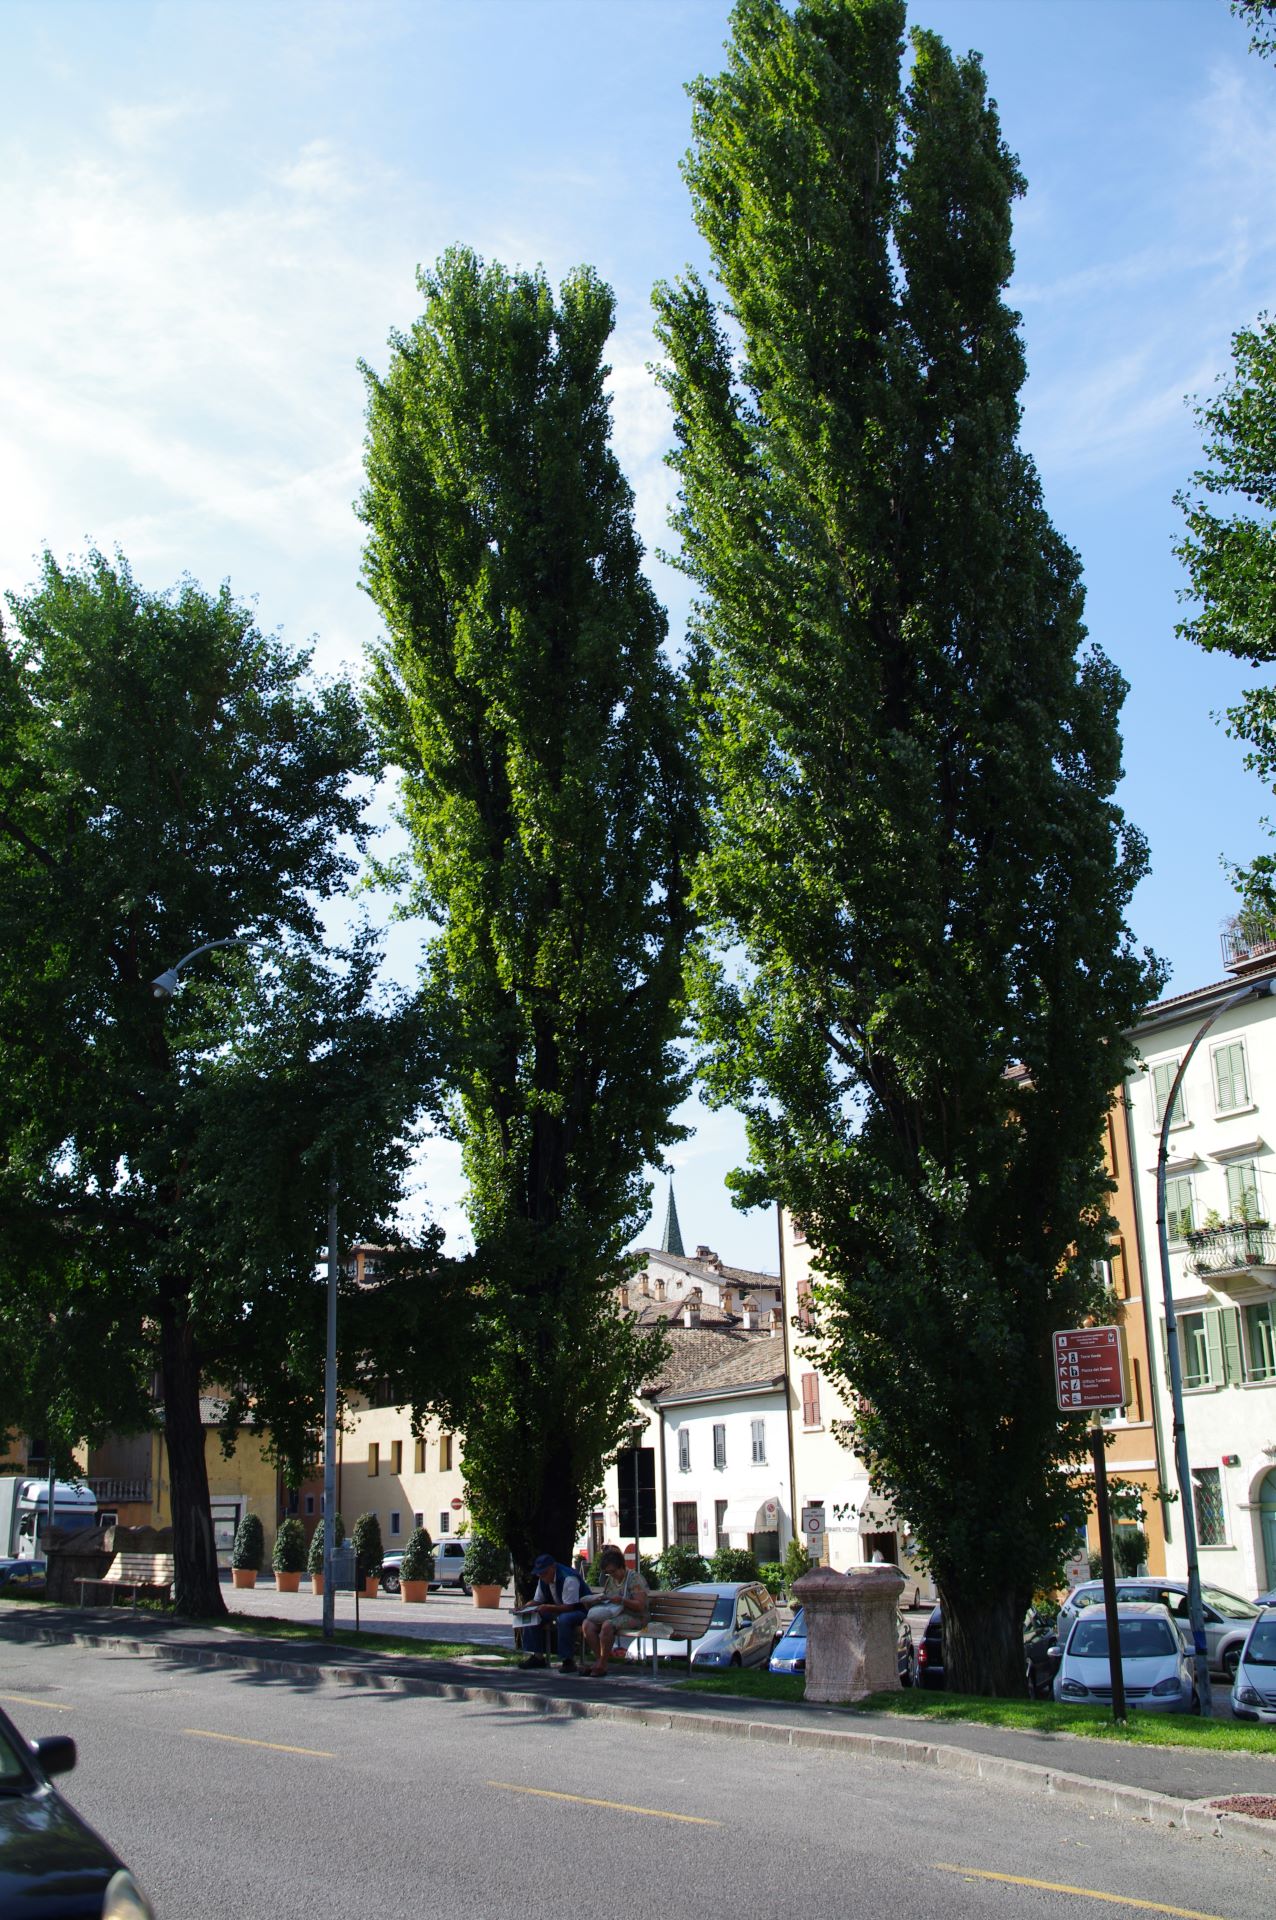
1213, 1040, 1250, 1114
1151, 1059, 1186, 1128
792, 1218, 807, 1246
712, 1423, 726, 1469
673, 1501, 698, 1547
715, 1498, 728, 1550
1165, 1174, 1195, 1242
801, 1372, 821, 1426
439, 1512, 451, 1537
678, 1428, 691, 1473
439, 1434, 453, 1472
304, 1493, 315, 1516
1179, 1311, 1213, 1389
1244, 1300, 1276, 1381
751, 1419, 766, 1465
414, 1438, 425, 1474
1226, 1159, 1262, 1221
368, 1443, 380, 1477
286, 1487, 299, 1514
390, 1440, 403, 1475
413, 1512, 424, 1530
389, 1510, 402, 1537
1192, 1466, 1226, 1547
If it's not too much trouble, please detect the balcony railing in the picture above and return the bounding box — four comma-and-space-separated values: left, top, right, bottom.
1221, 926, 1276, 972
1185, 1224, 1276, 1277
86, 1476, 152, 1504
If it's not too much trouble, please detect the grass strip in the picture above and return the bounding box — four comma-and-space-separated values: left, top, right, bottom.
676, 1670, 1276, 1753
206, 1613, 519, 1665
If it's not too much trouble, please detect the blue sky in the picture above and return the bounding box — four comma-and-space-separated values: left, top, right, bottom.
4, 0, 1275, 1270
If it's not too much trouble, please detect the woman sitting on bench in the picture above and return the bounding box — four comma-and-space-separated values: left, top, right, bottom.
582, 1545, 649, 1678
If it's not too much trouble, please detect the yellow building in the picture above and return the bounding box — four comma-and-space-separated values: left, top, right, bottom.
85, 1397, 279, 1566
300, 1392, 467, 1552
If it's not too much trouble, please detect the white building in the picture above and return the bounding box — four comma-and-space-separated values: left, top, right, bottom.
1124, 949, 1276, 1597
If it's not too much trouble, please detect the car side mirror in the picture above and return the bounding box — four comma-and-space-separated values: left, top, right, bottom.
1046, 1644, 1060, 1660
34, 1735, 76, 1778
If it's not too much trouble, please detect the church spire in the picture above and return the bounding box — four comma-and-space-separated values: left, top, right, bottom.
659, 1179, 685, 1258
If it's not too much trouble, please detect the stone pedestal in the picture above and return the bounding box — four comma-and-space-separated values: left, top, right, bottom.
791, 1563, 906, 1704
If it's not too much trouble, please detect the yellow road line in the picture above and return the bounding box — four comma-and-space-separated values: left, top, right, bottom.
182, 1728, 334, 1758
933, 1864, 1233, 1920
487, 1780, 720, 1826
0, 1693, 72, 1713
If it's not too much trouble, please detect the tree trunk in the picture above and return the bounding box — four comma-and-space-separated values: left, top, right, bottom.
158, 1295, 226, 1618
941, 1587, 1028, 1697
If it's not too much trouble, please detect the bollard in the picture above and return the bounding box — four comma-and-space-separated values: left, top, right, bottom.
791, 1562, 906, 1704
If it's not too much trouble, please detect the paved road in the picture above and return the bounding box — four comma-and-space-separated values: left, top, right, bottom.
2, 1637, 1273, 1920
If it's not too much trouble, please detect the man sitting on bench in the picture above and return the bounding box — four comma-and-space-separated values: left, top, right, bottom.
518, 1552, 590, 1674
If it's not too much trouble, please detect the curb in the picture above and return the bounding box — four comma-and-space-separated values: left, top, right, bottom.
6, 1621, 1274, 1855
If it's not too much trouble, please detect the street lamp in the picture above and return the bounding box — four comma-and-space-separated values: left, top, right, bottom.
153, 935, 343, 1638
1153, 972, 1276, 1715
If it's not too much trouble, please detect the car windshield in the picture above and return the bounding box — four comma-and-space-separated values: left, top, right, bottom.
1243, 1618, 1276, 1667
1202, 1585, 1258, 1620
1071, 1617, 1176, 1659
783, 1609, 805, 1639
709, 1595, 735, 1629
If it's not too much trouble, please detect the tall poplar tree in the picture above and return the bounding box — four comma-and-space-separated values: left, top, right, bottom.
0, 553, 414, 1615
655, 0, 1159, 1692
358, 251, 699, 1580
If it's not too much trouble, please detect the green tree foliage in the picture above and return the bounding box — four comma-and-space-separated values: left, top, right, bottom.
654, 0, 1159, 1694
1176, 309, 1276, 915
272, 1516, 307, 1574
655, 1542, 709, 1588
1233, 1, 1276, 58
0, 552, 423, 1617
358, 249, 699, 1586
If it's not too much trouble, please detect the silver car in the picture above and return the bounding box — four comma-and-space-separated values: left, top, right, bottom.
1054, 1578, 1257, 1680
1230, 1607, 1276, 1723
625, 1581, 780, 1669
1054, 1602, 1198, 1713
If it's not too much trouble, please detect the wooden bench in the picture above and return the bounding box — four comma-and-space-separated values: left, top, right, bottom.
618, 1589, 719, 1676
77, 1552, 175, 1611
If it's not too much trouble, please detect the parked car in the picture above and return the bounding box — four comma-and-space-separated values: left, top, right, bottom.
1230, 1606, 1276, 1722
1256, 1590, 1276, 1608
1054, 1578, 1257, 1680
430, 1537, 471, 1592
1053, 1602, 1198, 1713
916, 1603, 1061, 1697
625, 1581, 779, 1669
379, 1551, 404, 1594
0, 1702, 156, 1916
769, 1605, 917, 1685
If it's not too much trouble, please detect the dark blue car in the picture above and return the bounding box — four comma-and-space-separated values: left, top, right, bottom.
769, 1605, 917, 1685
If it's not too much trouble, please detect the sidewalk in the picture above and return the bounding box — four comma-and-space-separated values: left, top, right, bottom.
3, 1600, 1274, 1851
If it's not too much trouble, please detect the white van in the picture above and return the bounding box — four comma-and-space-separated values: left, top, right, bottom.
431, 1537, 470, 1592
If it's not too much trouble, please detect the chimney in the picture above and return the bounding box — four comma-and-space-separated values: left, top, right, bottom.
769, 1306, 782, 1335
721, 1288, 735, 1314
654, 1278, 666, 1302
695, 1244, 712, 1260
742, 1295, 759, 1330
683, 1287, 702, 1330
618, 1283, 630, 1311
638, 1274, 650, 1296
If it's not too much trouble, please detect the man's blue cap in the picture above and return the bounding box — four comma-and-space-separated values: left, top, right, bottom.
531, 1553, 555, 1574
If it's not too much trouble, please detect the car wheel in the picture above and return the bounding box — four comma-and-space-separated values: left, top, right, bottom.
730, 1653, 742, 1667
459, 1580, 470, 1596
381, 1571, 399, 1594
1223, 1646, 1241, 1682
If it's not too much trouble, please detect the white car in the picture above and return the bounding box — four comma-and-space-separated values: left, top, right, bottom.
624, 1581, 780, 1670
1054, 1601, 1198, 1713
1054, 1578, 1256, 1680
1230, 1607, 1276, 1723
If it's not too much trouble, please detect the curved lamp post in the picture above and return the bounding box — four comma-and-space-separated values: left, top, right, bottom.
1153, 972, 1276, 1716
152, 935, 342, 1639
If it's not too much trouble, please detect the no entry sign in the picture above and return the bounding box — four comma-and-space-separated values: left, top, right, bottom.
1053, 1325, 1127, 1412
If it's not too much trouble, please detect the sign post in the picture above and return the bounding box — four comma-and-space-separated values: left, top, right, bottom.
1054, 1326, 1128, 1723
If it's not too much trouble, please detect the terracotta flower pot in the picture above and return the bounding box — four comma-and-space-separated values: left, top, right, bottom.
472, 1582, 502, 1609
310, 1573, 324, 1596
231, 1568, 258, 1590
275, 1571, 301, 1593
400, 1580, 428, 1603
363, 1576, 379, 1598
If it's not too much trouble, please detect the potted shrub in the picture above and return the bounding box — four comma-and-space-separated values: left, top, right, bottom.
307, 1513, 344, 1595
654, 1541, 709, 1589
351, 1511, 384, 1597
462, 1536, 510, 1607
708, 1544, 759, 1583
272, 1516, 306, 1592
399, 1526, 435, 1603
231, 1512, 264, 1590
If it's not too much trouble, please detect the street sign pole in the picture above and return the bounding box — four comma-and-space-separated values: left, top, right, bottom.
1089, 1414, 1126, 1725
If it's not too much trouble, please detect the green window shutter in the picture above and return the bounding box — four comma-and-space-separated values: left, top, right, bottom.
1214, 1042, 1249, 1112
1157, 1316, 1171, 1389
1165, 1175, 1195, 1239
1152, 1061, 1184, 1126
1220, 1306, 1242, 1385
1204, 1310, 1226, 1387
